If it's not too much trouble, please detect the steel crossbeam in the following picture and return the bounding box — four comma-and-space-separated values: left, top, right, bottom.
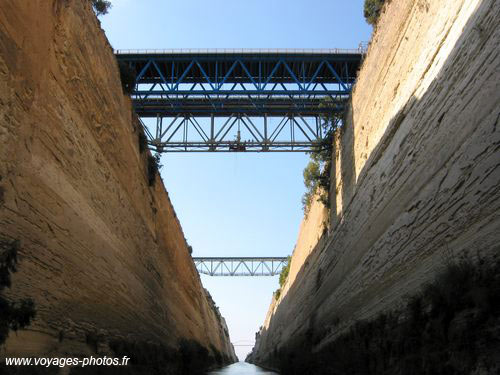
115, 49, 364, 152
193, 257, 288, 276
143, 114, 331, 152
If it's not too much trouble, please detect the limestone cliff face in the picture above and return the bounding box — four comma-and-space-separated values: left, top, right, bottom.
251, 0, 499, 368
0, 0, 236, 363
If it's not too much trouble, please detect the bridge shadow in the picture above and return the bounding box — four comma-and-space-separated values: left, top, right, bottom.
250, 0, 499, 368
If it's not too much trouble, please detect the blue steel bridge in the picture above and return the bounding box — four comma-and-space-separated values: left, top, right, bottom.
116, 48, 363, 276
115, 48, 364, 153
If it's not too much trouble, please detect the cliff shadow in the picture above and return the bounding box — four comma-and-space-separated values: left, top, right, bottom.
252, 0, 500, 371
326, 98, 355, 232
337, 107, 356, 229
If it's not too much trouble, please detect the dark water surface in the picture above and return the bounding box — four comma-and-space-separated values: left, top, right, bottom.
207, 362, 279, 375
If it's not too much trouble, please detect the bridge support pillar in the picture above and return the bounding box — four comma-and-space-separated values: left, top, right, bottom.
210, 114, 216, 151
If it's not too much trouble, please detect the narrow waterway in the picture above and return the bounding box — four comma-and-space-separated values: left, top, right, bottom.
207, 362, 279, 374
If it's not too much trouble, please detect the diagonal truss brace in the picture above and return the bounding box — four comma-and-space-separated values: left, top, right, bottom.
143, 114, 328, 152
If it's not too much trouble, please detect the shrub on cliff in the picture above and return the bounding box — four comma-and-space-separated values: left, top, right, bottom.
91, 0, 112, 16
274, 288, 281, 301
279, 256, 291, 288
147, 154, 162, 186
364, 0, 386, 26
301, 103, 340, 214
118, 61, 136, 95
302, 161, 320, 212
0, 239, 36, 346
274, 256, 291, 300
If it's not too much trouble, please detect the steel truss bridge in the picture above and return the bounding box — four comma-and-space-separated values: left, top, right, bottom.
115, 48, 364, 152
193, 257, 288, 276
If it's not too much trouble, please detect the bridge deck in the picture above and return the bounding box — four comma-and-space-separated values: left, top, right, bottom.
116, 49, 362, 86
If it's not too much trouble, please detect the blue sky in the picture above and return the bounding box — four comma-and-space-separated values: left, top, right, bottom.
100, 0, 371, 360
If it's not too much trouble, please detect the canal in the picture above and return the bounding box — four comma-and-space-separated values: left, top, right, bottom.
207, 362, 279, 374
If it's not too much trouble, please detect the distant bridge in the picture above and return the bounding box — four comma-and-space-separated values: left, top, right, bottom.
193, 257, 288, 276
115, 48, 364, 152
232, 340, 255, 347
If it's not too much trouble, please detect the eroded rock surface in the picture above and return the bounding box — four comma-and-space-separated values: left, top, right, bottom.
0, 0, 236, 365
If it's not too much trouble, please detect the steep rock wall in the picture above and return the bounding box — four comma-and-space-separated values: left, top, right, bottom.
0, 0, 236, 363
251, 0, 499, 368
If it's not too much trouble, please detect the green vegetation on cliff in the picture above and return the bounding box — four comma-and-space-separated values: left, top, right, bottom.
274, 256, 292, 300
118, 61, 136, 95
364, 0, 387, 26
301, 105, 340, 214
147, 154, 162, 186
91, 0, 112, 16
0, 239, 36, 346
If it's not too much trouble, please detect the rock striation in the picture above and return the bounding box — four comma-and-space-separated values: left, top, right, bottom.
0, 0, 236, 368
250, 0, 499, 372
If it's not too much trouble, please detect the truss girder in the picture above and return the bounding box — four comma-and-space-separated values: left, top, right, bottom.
115, 50, 363, 152
143, 114, 326, 152
117, 52, 361, 115
193, 257, 288, 276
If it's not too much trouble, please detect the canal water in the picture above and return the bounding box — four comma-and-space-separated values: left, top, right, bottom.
207, 361, 279, 374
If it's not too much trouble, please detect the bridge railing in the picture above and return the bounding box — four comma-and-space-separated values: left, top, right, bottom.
115, 47, 366, 55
